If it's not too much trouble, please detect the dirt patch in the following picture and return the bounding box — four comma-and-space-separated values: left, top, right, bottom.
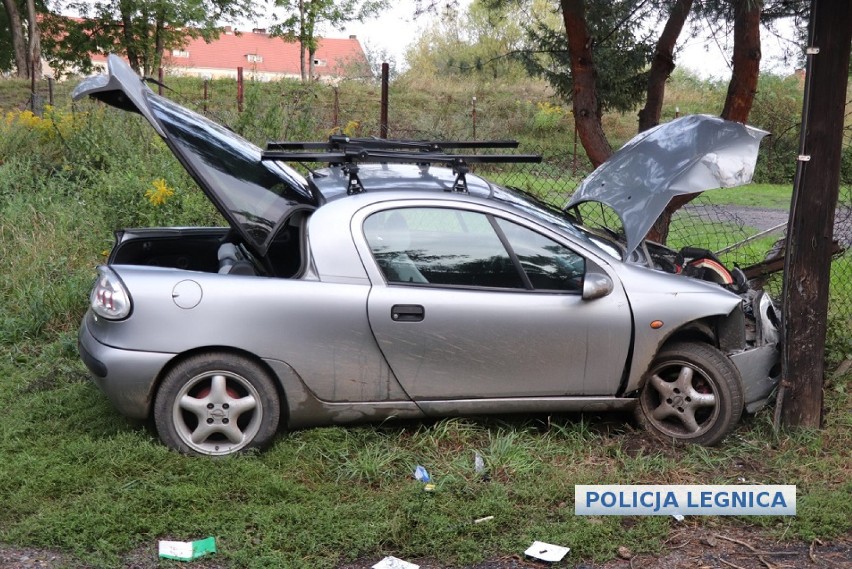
2, 529, 849, 568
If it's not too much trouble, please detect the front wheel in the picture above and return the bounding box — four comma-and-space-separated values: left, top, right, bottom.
637, 342, 743, 446
154, 353, 281, 456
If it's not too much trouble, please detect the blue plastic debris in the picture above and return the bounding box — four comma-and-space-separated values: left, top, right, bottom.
413, 465, 431, 483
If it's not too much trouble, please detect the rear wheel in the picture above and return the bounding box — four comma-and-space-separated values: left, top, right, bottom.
637, 342, 743, 446
154, 353, 281, 456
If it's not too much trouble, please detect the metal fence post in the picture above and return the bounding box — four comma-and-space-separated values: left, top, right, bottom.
380, 63, 389, 138
333, 86, 339, 130
237, 67, 244, 113
30, 61, 36, 113
472, 96, 477, 140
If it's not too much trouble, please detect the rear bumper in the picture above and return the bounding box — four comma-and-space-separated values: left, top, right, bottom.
78, 314, 175, 419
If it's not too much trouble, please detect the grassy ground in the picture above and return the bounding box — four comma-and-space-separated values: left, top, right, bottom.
700, 184, 793, 210
0, 342, 849, 568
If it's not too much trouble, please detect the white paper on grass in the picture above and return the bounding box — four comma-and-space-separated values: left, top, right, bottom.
524, 540, 570, 562
372, 555, 420, 569
158, 540, 194, 559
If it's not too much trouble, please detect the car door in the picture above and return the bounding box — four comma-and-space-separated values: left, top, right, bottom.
359, 205, 632, 400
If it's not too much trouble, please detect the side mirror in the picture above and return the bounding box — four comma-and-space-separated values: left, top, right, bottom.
582, 272, 614, 300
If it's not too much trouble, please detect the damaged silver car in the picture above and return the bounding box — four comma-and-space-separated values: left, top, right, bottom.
75, 55, 780, 456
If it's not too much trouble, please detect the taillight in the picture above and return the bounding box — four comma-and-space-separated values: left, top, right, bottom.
90, 266, 131, 320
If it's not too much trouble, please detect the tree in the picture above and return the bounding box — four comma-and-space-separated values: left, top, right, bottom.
2, 0, 45, 78
25, 0, 40, 78
637, 0, 693, 132
402, 0, 531, 82
646, 0, 765, 243
1, 0, 27, 77
60, 0, 255, 76
271, 0, 388, 81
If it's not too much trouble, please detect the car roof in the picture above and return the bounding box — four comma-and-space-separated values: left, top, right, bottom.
309, 163, 495, 203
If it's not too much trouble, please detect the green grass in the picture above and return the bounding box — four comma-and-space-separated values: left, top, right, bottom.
1, 345, 850, 567
700, 183, 794, 209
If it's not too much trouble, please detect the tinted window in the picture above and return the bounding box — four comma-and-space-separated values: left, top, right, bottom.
364, 208, 524, 289
149, 95, 313, 252
497, 219, 585, 292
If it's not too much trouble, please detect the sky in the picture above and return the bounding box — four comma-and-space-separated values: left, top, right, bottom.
69, 0, 802, 78
307, 0, 802, 80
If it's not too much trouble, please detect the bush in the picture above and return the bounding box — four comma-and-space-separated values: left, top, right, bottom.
747, 74, 804, 184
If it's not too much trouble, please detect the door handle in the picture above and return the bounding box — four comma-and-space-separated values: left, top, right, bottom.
391, 304, 425, 322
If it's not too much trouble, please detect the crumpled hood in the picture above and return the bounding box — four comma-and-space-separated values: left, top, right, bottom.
566, 114, 768, 258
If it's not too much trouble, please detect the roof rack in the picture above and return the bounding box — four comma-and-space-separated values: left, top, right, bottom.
261, 136, 541, 195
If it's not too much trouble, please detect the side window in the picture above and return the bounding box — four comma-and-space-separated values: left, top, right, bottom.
496, 219, 585, 292
363, 208, 524, 289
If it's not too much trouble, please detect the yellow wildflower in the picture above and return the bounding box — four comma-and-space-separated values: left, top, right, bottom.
145, 178, 175, 206
342, 120, 361, 137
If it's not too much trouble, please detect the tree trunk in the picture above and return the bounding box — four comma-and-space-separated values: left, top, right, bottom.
25, 0, 41, 79
778, 0, 851, 429
647, 0, 762, 244
299, 0, 307, 81
154, 10, 166, 73
721, 0, 762, 122
2, 0, 28, 78
637, 0, 693, 132
560, 0, 612, 168
139, 4, 150, 74
119, 3, 140, 71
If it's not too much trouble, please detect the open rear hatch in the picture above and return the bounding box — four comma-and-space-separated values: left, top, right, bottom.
73, 54, 319, 256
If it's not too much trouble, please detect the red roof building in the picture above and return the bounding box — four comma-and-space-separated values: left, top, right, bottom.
88, 27, 367, 81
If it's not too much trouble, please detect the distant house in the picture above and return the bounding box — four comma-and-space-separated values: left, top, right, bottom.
85, 27, 367, 82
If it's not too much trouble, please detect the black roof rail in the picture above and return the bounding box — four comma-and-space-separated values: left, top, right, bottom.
265, 136, 521, 152
261, 136, 541, 195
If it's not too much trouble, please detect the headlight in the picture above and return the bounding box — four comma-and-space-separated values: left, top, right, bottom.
90, 266, 132, 320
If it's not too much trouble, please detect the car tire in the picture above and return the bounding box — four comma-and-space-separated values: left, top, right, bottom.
154, 352, 281, 456
636, 342, 743, 446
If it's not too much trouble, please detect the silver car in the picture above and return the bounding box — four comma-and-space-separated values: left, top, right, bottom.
75, 55, 780, 456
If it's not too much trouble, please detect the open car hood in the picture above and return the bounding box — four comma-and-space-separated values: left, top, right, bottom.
566, 115, 768, 259
73, 55, 318, 256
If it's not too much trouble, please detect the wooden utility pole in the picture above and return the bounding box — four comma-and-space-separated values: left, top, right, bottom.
778, 0, 852, 428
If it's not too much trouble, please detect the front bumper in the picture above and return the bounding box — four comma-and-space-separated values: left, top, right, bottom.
78, 313, 175, 419
731, 345, 781, 413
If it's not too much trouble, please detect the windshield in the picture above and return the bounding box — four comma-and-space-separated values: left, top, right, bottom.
148, 95, 315, 253
489, 184, 621, 260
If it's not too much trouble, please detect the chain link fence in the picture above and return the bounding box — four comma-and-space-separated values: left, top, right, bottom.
489, 143, 852, 346
4, 73, 850, 344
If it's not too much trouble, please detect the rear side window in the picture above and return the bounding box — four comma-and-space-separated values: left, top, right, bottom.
363, 208, 524, 289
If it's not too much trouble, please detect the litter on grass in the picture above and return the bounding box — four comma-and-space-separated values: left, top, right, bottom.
474, 452, 485, 473
524, 540, 570, 563
672, 514, 685, 521
413, 465, 435, 491
413, 465, 430, 482
473, 515, 494, 524
372, 555, 420, 569
158, 536, 216, 561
